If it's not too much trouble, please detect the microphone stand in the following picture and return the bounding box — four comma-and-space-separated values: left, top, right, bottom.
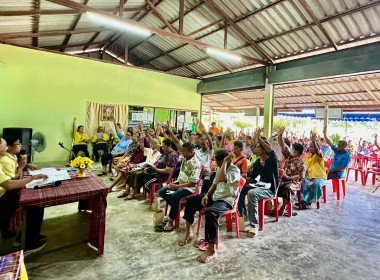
58, 142, 74, 161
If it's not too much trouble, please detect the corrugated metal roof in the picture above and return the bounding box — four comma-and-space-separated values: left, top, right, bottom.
38, 35, 65, 47
0, 0, 33, 11
40, 0, 86, 10
1, 0, 380, 79
203, 73, 380, 112
0, 16, 32, 33
39, 14, 77, 32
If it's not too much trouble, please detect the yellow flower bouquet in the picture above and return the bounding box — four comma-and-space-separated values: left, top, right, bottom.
70, 156, 93, 177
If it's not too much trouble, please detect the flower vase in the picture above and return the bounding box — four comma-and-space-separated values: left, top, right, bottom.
77, 169, 86, 177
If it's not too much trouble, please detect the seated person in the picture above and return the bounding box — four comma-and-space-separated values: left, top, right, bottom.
129, 136, 178, 199
0, 138, 48, 254
323, 126, 351, 180
209, 122, 220, 136
182, 149, 240, 263
277, 128, 306, 216
109, 132, 150, 193
232, 141, 248, 178
157, 141, 201, 232
194, 122, 214, 195
91, 126, 109, 162
220, 134, 233, 151
72, 117, 90, 158
238, 129, 279, 238
357, 138, 370, 157
0, 135, 27, 179
242, 136, 253, 158
98, 121, 133, 176
320, 137, 332, 161
300, 131, 327, 209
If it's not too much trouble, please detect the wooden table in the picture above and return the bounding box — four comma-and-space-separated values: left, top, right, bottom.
17, 171, 108, 256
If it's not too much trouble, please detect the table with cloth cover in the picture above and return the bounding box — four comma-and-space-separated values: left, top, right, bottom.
17, 170, 108, 256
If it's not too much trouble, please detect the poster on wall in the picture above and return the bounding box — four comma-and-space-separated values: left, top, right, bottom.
142, 112, 148, 121
179, 115, 185, 123
132, 112, 138, 121
102, 105, 115, 121
148, 113, 154, 122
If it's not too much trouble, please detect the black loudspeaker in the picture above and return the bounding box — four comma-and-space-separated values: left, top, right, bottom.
2, 128, 33, 163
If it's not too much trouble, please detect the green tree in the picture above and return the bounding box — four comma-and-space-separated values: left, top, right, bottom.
233, 121, 251, 131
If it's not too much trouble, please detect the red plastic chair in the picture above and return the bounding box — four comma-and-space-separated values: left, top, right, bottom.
365, 157, 380, 186
345, 155, 368, 186
143, 170, 174, 206
164, 165, 205, 228
196, 177, 246, 250
258, 183, 280, 231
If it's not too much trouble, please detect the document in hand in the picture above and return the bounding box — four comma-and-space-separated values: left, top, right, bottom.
96, 133, 104, 140
249, 182, 271, 189
137, 162, 153, 168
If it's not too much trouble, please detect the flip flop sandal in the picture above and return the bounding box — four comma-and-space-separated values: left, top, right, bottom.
163, 225, 174, 232
198, 242, 209, 251
154, 226, 165, 232
195, 239, 206, 248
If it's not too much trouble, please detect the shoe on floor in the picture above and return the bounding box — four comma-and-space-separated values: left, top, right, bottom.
97, 172, 107, 176
24, 239, 46, 256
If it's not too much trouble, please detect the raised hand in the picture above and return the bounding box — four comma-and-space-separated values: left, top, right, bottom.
167, 120, 172, 132
73, 117, 77, 122
277, 127, 285, 137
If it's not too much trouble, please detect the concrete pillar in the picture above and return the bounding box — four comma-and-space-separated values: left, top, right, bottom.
263, 66, 276, 139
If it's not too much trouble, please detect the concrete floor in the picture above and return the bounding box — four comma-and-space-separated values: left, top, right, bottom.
2, 164, 380, 280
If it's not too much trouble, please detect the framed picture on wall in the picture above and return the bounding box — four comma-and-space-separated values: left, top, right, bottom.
102, 105, 115, 121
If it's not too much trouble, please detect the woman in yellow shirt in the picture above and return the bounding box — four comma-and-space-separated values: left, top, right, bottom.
72, 117, 90, 158
300, 131, 327, 208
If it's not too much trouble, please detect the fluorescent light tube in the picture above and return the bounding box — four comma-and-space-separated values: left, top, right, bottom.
206, 48, 242, 62
87, 12, 151, 36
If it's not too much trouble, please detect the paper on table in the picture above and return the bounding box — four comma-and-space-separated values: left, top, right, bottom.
26, 179, 50, 189
28, 169, 71, 187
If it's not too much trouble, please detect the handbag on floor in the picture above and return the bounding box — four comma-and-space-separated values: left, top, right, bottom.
153, 210, 164, 226
238, 216, 246, 232
151, 197, 161, 212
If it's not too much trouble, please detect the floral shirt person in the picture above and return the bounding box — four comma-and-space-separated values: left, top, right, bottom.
155, 147, 178, 182
283, 155, 306, 184
175, 155, 201, 193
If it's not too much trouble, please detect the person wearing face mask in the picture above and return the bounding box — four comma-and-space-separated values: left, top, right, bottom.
0, 137, 48, 254
98, 121, 133, 176
72, 117, 90, 159
277, 128, 306, 217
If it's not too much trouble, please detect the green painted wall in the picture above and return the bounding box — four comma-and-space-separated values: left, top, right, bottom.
0, 45, 200, 163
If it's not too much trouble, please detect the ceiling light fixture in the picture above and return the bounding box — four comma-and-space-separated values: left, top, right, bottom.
87, 12, 151, 36
206, 48, 242, 62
